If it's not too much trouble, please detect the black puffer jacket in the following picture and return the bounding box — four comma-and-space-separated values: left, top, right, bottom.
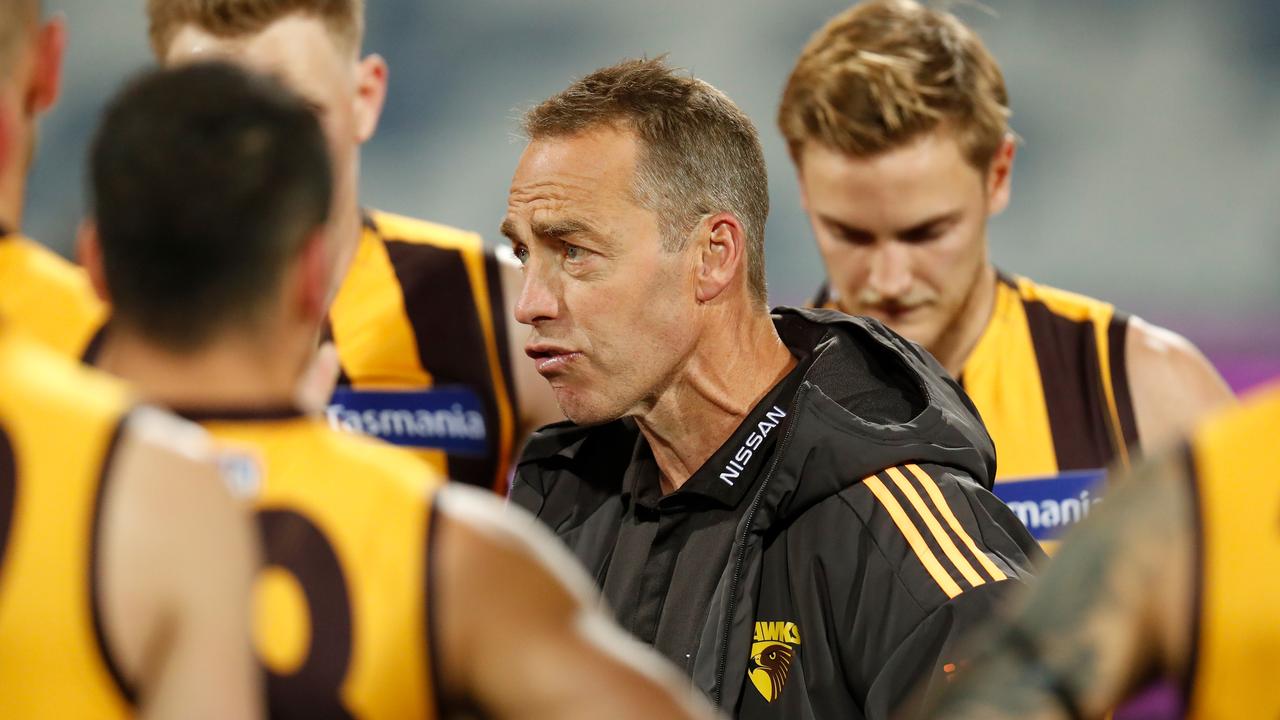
512, 307, 1042, 718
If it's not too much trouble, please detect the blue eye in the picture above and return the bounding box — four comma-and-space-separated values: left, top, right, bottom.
564, 244, 583, 261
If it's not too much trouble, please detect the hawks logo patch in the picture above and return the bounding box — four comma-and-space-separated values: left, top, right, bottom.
748, 621, 800, 703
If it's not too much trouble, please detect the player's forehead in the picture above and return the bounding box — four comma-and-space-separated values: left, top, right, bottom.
164, 15, 350, 100
801, 130, 983, 225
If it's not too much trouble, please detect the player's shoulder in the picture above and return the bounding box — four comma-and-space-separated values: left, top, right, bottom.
365, 208, 484, 253
0, 235, 107, 356
297, 417, 447, 494
1192, 382, 1280, 460
1123, 315, 1231, 426
434, 483, 601, 603
0, 328, 129, 422
0, 234, 98, 296
1124, 314, 1209, 369
1004, 271, 1118, 325
205, 414, 446, 515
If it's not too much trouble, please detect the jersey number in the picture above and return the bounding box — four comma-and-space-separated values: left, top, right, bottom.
257, 509, 355, 720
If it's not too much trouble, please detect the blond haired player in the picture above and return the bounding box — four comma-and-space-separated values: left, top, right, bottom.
84, 60, 713, 720
778, 0, 1233, 542
0, 0, 104, 355
130, 0, 560, 492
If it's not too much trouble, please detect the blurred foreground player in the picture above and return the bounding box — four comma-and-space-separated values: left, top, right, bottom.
0, 56, 260, 716
929, 381, 1280, 719
138, 0, 561, 491
780, 1, 1232, 484
506, 57, 1040, 718
84, 61, 715, 720
0, 0, 104, 355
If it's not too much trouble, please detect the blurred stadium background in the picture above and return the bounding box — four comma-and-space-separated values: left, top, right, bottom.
33, 0, 1280, 391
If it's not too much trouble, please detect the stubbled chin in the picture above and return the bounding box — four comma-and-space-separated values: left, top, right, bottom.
553, 385, 625, 427
550, 385, 589, 422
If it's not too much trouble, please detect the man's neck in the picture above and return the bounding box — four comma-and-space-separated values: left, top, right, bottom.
928, 263, 998, 377
96, 327, 304, 413
635, 310, 796, 495
333, 204, 364, 290
0, 170, 26, 234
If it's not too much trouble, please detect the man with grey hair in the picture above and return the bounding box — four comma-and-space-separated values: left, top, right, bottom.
506, 57, 1042, 719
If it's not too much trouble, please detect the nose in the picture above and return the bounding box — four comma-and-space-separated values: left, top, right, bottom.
513, 256, 560, 326
866, 241, 913, 300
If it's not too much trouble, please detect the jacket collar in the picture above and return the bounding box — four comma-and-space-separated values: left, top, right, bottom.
518, 307, 996, 511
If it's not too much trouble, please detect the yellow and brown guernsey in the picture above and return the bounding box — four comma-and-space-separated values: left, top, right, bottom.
957, 272, 1138, 479
324, 210, 518, 493
1184, 383, 1280, 719
0, 328, 135, 719
0, 228, 107, 358
815, 271, 1138, 545
83, 209, 520, 492
191, 408, 447, 719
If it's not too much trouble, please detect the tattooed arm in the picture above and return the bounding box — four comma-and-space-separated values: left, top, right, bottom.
927, 449, 1196, 719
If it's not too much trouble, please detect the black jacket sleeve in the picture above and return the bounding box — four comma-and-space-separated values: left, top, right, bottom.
862, 581, 1016, 718
826, 463, 1039, 719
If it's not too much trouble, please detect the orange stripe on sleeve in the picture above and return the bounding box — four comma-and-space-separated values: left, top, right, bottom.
885, 466, 986, 588
864, 474, 963, 599
906, 464, 1009, 582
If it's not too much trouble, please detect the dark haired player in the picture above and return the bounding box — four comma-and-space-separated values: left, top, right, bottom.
1, 8, 260, 716
83, 60, 713, 720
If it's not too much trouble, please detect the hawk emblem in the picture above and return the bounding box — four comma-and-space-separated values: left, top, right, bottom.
748, 640, 795, 703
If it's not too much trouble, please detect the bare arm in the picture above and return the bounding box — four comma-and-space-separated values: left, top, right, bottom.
928, 449, 1195, 719
434, 485, 717, 720
100, 408, 262, 720
1127, 317, 1234, 451
496, 247, 564, 437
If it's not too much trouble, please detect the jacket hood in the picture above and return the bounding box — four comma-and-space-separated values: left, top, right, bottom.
517, 306, 995, 522
760, 307, 995, 522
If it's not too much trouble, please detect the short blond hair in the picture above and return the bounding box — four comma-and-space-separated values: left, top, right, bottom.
779, 0, 1010, 170
147, 0, 364, 58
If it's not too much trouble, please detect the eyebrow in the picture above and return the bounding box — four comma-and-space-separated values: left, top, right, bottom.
499, 217, 605, 244
499, 218, 521, 243
820, 209, 962, 238
900, 210, 963, 236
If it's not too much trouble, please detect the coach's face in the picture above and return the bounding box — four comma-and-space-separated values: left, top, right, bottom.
162, 14, 386, 298
504, 127, 701, 425
797, 127, 1013, 357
